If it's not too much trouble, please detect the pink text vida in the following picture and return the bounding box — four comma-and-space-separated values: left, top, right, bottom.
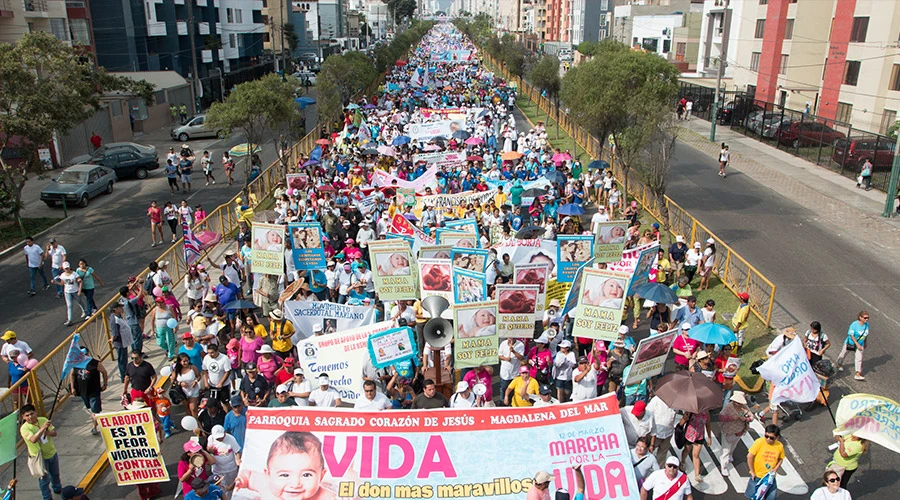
548, 433, 632, 498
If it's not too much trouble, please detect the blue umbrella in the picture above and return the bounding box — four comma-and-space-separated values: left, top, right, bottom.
689, 322, 738, 345
557, 203, 585, 216
588, 159, 609, 170
223, 299, 259, 311
392, 136, 411, 146
413, 91, 425, 97
302, 159, 320, 167
544, 170, 566, 185
346, 103, 360, 110
632, 282, 679, 304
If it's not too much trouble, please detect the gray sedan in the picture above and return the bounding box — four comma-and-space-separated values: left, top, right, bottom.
40, 164, 116, 208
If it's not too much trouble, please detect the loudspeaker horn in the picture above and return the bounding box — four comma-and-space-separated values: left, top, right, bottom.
422, 296, 453, 348
421, 295, 450, 319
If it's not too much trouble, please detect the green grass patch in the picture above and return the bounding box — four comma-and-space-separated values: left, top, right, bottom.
0, 217, 63, 252
516, 99, 592, 163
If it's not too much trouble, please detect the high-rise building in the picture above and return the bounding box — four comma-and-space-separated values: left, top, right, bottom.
0, 0, 72, 46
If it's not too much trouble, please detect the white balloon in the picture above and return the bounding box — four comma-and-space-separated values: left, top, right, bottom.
160, 365, 172, 377
181, 416, 198, 432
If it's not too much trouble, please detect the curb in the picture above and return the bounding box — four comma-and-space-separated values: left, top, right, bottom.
0, 216, 68, 263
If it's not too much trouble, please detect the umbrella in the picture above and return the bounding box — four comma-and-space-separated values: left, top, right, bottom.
588, 159, 610, 170
688, 322, 738, 346
413, 91, 424, 97
403, 213, 419, 222
632, 282, 679, 304
223, 299, 259, 311
363, 104, 376, 109
392, 136, 411, 146
552, 152, 572, 163
422, 144, 441, 152
466, 155, 484, 162
516, 225, 546, 239
478, 110, 490, 117
395, 60, 407, 66
315, 138, 331, 145
544, 170, 567, 185
296, 96, 316, 105
377, 145, 396, 156
302, 159, 319, 167
655, 371, 725, 413
557, 203, 585, 216
316, 184, 336, 192
500, 151, 524, 161
452, 130, 471, 140
229, 143, 261, 157
362, 148, 379, 156
522, 187, 548, 198
464, 137, 484, 145
345, 103, 360, 110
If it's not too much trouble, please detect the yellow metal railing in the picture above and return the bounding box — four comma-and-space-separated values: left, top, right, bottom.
484, 53, 777, 326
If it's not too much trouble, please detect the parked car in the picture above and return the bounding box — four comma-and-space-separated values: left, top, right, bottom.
745, 111, 791, 138
832, 136, 897, 170
40, 164, 116, 208
171, 114, 221, 142
777, 121, 846, 148
70, 142, 159, 179
716, 100, 758, 125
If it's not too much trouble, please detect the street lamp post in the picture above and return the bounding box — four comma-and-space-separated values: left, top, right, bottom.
882, 132, 900, 217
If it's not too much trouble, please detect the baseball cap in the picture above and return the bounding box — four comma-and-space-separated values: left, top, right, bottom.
534, 471, 553, 484
183, 440, 202, 453
676, 235, 684, 243
738, 292, 750, 301
456, 381, 469, 393
1, 330, 16, 341
631, 400, 647, 416
666, 456, 680, 467
230, 395, 243, 407
577, 356, 589, 364
549, 299, 561, 308
245, 362, 258, 371
276, 384, 289, 394
519, 366, 529, 373
617, 325, 629, 335
294, 367, 304, 376
210, 425, 225, 439
181, 332, 193, 340
539, 383, 552, 396
318, 374, 330, 385
62, 261, 71, 269
559, 340, 572, 349
681, 322, 692, 330
706, 238, 715, 244
190, 477, 210, 490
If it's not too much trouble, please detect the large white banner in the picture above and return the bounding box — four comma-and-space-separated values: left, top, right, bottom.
373, 165, 439, 193
407, 120, 460, 141
757, 337, 819, 405
297, 321, 393, 404
284, 300, 378, 343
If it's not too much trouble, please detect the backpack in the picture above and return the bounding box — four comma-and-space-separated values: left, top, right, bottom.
144, 272, 157, 294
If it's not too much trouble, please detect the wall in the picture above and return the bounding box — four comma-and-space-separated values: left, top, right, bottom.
631, 14, 682, 56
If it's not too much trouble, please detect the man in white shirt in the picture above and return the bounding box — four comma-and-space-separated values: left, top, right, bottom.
356, 261, 375, 298
0, 331, 32, 363
286, 368, 312, 406
571, 356, 599, 401
337, 263, 356, 304
591, 206, 610, 232
532, 383, 558, 407
449, 381, 476, 408
309, 374, 342, 407
553, 340, 576, 402
641, 456, 693, 500
356, 219, 376, 249
23, 236, 49, 295
543, 299, 563, 329
498, 337, 525, 405
354, 380, 392, 410
621, 400, 653, 447
207, 425, 242, 492
201, 344, 231, 406
47, 238, 66, 298
646, 395, 678, 464
376, 212, 391, 238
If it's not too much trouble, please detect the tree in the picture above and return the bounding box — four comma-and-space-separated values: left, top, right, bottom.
317, 51, 378, 128
499, 34, 525, 77
0, 32, 153, 235
283, 23, 299, 53
887, 120, 900, 139
205, 73, 300, 179
528, 55, 561, 131
386, 0, 416, 24
577, 41, 600, 57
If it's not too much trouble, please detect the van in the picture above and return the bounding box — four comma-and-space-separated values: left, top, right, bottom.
832, 136, 896, 170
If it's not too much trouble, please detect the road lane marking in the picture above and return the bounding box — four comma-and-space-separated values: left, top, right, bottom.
99, 237, 135, 262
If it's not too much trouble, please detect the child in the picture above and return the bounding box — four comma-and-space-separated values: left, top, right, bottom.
194, 204, 207, 225
7, 349, 28, 407
226, 338, 241, 391
262, 432, 336, 500
154, 387, 174, 438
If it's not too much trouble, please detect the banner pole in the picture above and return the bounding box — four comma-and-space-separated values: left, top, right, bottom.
821, 387, 836, 425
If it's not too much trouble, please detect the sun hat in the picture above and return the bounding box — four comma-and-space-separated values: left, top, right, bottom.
269, 309, 284, 320
256, 345, 275, 354
730, 391, 748, 404
183, 440, 202, 453
534, 471, 553, 484
618, 325, 629, 335
681, 322, 692, 330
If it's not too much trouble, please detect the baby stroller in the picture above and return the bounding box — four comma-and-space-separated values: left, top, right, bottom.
804, 359, 836, 411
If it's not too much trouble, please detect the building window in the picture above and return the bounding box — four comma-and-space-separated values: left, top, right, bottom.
755, 19, 765, 39
850, 17, 868, 43
880, 110, 897, 135
759, 0, 768, 4
227, 8, 233, 22
600, 0, 608, 9
750, 52, 761, 72
784, 19, 794, 39
836, 102, 853, 124
69, 18, 91, 46
236, 9, 242, 23
229, 33, 236, 47
844, 60, 861, 86
891, 64, 900, 91
49, 19, 69, 41
789, 0, 797, 3
779, 54, 788, 74
154, 90, 167, 104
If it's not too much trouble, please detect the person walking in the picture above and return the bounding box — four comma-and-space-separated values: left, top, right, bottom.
640, 456, 693, 500
746, 424, 784, 500
164, 159, 180, 194
108, 303, 133, 383
200, 150, 216, 186
811, 470, 852, 500
718, 144, 729, 178
828, 434, 868, 490
836, 311, 869, 381
69, 347, 108, 435
179, 154, 194, 193
122, 350, 156, 407
222, 151, 235, 186
179, 103, 188, 123
89, 131, 102, 152
24, 236, 50, 295
718, 391, 751, 477
153, 297, 178, 361
54, 262, 86, 326
147, 201, 164, 247
119, 283, 147, 355
164, 201, 179, 243
75, 259, 104, 316
20, 403, 62, 500
47, 238, 66, 298
858, 159, 873, 191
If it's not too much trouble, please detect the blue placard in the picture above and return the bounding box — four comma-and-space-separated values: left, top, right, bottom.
289, 222, 327, 270
557, 235, 595, 283
367, 327, 418, 369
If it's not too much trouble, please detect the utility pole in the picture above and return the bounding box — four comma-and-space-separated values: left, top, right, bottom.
882, 132, 900, 217
281, 0, 288, 75
709, 0, 730, 142
187, 0, 200, 114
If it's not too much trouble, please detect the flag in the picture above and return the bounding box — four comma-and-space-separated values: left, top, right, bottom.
757, 337, 819, 405
410, 68, 422, 87
834, 394, 900, 454
352, 109, 364, 127
357, 119, 372, 143
183, 215, 202, 266
60, 333, 91, 382
0, 411, 17, 467
422, 65, 430, 87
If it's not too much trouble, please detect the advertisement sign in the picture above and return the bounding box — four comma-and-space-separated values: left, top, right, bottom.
452, 268, 487, 304
572, 269, 632, 341
251, 223, 285, 275
297, 321, 393, 404
514, 262, 551, 322
369, 240, 417, 301
453, 301, 499, 369
289, 222, 327, 271
757, 337, 819, 405
593, 221, 629, 263
233, 395, 639, 500
367, 327, 418, 369
834, 394, 900, 454
451, 247, 488, 272
496, 285, 540, 338
623, 329, 678, 386
284, 300, 378, 342
557, 235, 595, 283
97, 408, 168, 486
419, 258, 454, 307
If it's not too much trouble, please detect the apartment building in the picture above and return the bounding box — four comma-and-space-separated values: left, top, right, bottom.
0, 0, 71, 45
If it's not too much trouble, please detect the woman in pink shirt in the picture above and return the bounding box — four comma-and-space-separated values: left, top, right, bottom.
255, 345, 283, 385
672, 324, 700, 370
238, 325, 264, 368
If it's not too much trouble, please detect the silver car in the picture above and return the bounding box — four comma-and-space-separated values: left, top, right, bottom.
171, 114, 220, 142
746, 111, 791, 138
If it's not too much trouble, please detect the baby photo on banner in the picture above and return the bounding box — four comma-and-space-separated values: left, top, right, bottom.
623, 328, 678, 386
369, 240, 417, 301
419, 244, 453, 259
289, 222, 326, 271
445, 217, 479, 235
593, 221, 630, 263
437, 229, 478, 249
451, 247, 488, 273
626, 243, 660, 296
251, 223, 285, 275
557, 235, 594, 283
454, 300, 499, 368
573, 268, 632, 341
514, 262, 550, 322
419, 258, 454, 306
452, 267, 487, 304
496, 284, 540, 338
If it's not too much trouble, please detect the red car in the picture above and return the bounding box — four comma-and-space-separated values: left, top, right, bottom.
777, 121, 846, 148
832, 136, 897, 170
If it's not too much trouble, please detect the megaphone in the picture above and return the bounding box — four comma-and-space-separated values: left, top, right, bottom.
422, 296, 453, 349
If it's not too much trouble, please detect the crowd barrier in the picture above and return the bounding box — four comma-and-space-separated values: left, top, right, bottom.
484, 54, 777, 326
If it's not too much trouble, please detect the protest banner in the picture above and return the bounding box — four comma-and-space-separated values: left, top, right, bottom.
454, 300, 499, 369
757, 337, 819, 405
289, 222, 327, 271
97, 408, 168, 486
451, 247, 488, 272
419, 258, 454, 307
545, 280, 571, 308
496, 285, 540, 338
562, 258, 594, 318
407, 120, 457, 141
445, 218, 479, 235
723, 357, 741, 379
369, 241, 417, 301
626, 243, 660, 296
297, 321, 393, 404
385, 233, 414, 248
514, 262, 551, 322
389, 214, 436, 246
413, 151, 466, 165
419, 245, 453, 259
489, 224, 505, 245
367, 327, 418, 369
373, 165, 438, 193
607, 241, 657, 275
414, 190, 497, 215
233, 394, 639, 500
623, 329, 678, 386
397, 188, 417, 207
285, 173, 308, 192
452, 268, 487, 304
593, 221, 629, 263
284, 300, 378, 342
557, 235, 594, 283
357, 194, 377, 216
572, 269, 632, 341
436, 229, 476, 248
251, 223, 285, 275
834, 394, 900, 453
495, 239, 558, 279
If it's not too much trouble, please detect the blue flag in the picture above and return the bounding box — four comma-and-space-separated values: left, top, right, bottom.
60, 334, 91, 382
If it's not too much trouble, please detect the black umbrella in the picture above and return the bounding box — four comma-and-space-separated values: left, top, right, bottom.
223, 299, 259, 311
452, 130, 471, 140
516, 225, 546, 239
544, 170, 567, 185
588, 160, 610, 170
522, 187, 548, 198
362, 148, 379, 156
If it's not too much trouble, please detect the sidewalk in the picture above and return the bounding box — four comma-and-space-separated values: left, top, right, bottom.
676, 118, 900, 258
0, 236, 236, 498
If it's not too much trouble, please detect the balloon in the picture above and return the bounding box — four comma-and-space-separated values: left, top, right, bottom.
181, 416, 198, 432
153, 286, 162, 297
16, 353, 28, 366
166, 318, 178, 329
159, 365, 172, 377
25, 359, 39, 370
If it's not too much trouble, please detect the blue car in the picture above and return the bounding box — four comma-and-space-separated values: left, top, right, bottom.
40, 164, 117, 208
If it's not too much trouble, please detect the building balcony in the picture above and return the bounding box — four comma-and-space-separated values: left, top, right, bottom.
177, 20, 187, 35
202, 49, 212, 62
198, 21, 209, 34
23, 0, 49, 17
0, 0, 14, 17
148, 20, 166, 36
711, 25, 724, 44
